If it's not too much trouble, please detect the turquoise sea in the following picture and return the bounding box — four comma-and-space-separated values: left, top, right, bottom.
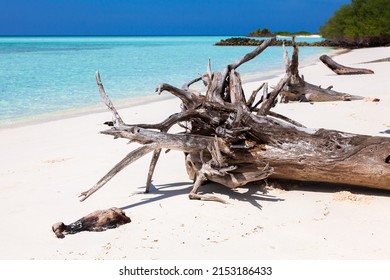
0, 36, 331, 127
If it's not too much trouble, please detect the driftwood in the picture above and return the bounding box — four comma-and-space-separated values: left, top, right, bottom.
320, 54, 375, 75
362, 57, 390, 63
79, 39, 390, 203
281, 43, 364, 102
363, 57, 390, 63
52, 207, 130, 238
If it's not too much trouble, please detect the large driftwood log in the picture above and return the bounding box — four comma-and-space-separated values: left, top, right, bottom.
320, 54, 375, 75
79, 39, 390, 203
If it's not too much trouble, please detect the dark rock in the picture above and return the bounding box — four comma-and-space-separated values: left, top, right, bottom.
215, 36, 390, 48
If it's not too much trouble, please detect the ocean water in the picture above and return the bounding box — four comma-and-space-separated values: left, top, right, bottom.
0, 36, 331, 126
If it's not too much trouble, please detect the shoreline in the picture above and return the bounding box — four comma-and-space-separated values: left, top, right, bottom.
0, 94, 176, 129
1, 46, 389, 260
0, 68, 284, 129
0, 46, 342, 130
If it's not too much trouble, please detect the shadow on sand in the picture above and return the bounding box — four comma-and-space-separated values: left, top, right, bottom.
268, 179, 390, 198
120, 180, 284, 211
120, 178, 390, 211
379, 129, 390, 134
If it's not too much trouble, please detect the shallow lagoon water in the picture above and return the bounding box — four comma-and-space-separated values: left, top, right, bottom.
0, 36, 330, 126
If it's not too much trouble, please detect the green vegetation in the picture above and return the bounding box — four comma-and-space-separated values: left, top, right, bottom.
247, 28, 273, 37
320, 0, 390, 41
274, 31, 314, 36
247, 28, 314, 37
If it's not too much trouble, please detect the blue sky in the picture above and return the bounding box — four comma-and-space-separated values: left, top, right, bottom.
0, 0, 351, 35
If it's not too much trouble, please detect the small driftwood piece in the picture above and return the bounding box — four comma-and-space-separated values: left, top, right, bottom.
79, 39, 390, 203
281, 42, 364, 102
320, 54, 374, 75
52, 207, 130, 238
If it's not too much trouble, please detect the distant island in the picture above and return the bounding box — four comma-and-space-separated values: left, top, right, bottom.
214, 27, 331, 47
216, 21, 389, 48
246, 27, 316, 37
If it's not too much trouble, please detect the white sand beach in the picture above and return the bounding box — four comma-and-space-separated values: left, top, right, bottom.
276, 34, 322, 39
0, 46, 389, 260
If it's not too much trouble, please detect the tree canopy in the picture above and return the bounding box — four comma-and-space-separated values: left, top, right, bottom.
320, 0, 390, 39
247, 28, 273, 37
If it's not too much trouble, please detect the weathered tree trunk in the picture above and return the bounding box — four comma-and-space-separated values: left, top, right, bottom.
79, 39, 390, 203
320, 54, 375, 75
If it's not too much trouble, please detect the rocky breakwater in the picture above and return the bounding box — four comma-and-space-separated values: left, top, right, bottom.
215, 37, 339, 47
